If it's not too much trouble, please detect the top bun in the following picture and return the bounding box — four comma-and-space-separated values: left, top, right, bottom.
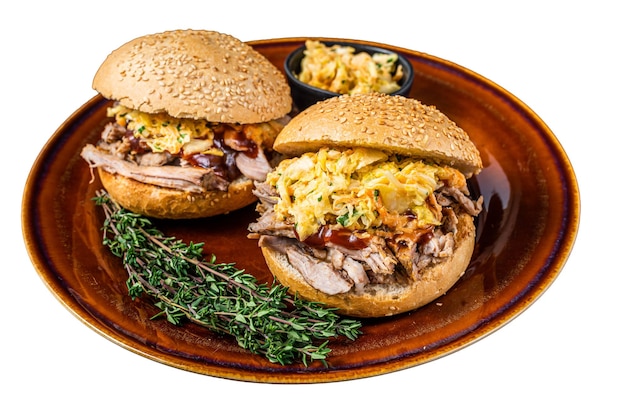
93, 30, 292, 124
273, 93, 482, 177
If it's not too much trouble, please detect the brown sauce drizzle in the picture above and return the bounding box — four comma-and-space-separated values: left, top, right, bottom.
180, 126, 259, 180
417, 230, 434, 245
300, 218, 435, 251
222, 127, 259, 158
303, 226, 370, 250
127, 132, 150, 154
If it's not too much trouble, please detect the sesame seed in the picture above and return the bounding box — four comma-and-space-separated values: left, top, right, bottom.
93, 29, 291, 123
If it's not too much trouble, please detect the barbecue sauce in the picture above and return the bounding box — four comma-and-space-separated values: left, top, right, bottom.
127, 131, 150, 154
303, 226, 370, 250
181, 126, 259, 181
222, 127, 259, 158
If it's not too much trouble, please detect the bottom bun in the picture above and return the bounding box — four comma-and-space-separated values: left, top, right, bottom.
261, 214, 477, 318
98, 168, 256, 219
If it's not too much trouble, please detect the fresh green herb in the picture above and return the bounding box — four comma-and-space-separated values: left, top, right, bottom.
337, 212, 350, 226
94, 190, 361, 366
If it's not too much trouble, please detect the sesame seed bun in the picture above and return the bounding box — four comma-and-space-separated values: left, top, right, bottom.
98, 168, 255, 219
261, 213, 477, 318
93, 29, 292, 124
273, 92, 482, 177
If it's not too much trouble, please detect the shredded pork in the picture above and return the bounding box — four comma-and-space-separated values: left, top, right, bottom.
249, 180, 483, 296
82, 118, 282, 193
81, 144, 229, 192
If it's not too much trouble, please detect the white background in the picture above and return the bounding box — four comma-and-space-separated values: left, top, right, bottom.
3, 1, 623, 415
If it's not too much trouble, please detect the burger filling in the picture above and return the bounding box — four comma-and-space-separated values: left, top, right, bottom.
81, 103, 288, 193
248, 147, 482, 295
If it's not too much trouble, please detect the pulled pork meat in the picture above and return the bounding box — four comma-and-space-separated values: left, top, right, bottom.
248, 181, 482, 296
81, 118, 283, 193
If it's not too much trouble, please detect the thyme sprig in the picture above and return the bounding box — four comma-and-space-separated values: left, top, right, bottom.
94, 190, 361, 366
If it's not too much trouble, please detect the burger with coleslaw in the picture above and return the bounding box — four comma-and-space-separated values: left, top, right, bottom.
248, 92, 483, 318
81, 29, 292, 219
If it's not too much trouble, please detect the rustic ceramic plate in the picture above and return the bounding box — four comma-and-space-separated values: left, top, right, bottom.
22, 37, 579, 383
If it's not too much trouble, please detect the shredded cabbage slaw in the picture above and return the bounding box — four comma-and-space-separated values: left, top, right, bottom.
297, 40, 404, 95
266, 147, 466, 240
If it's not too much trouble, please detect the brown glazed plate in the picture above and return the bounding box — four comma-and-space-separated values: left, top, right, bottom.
22, 37, 580, 383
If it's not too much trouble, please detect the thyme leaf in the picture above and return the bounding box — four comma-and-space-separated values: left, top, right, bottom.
94, 190, 361, 366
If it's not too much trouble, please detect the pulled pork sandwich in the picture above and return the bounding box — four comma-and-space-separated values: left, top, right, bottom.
81, 30, 292, 219
248, 93, 483, 317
